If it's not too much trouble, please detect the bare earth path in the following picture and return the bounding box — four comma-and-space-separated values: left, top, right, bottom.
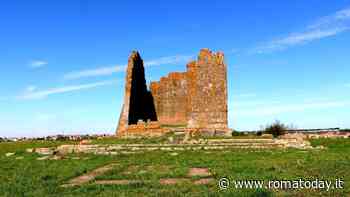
61, 163, 119, 187
62, 164, 215, 187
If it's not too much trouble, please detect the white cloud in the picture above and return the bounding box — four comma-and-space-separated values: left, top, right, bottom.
30, 60, 48, 68
144, 55, 194, 67
254, 7, 350, 53
335, 7, 350, 19
236, 101, 348, 117
63, 54, 194, 80
259, 28, 347, 52
63, 65, 126, 80
17, 80, 116, 100
309, 7, 350, 29
25, 85, 37, 92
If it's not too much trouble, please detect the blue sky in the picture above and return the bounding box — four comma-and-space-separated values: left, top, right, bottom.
1, 1, 350, 137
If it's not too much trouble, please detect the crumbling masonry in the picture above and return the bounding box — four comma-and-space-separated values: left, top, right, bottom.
116, 49, 229, 137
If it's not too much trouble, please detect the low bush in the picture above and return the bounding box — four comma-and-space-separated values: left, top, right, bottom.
264, 120, 288, 138
232, 130, 245, 136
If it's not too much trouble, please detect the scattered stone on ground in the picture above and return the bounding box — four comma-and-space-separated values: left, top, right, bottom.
170, 152, 178, 156
138, 170, 147, 174
120, 151, 138, 154
35, 148, 54, 155
280, 133, 307, 140
33, 137, 313, 157
94, 180, 143, 185
37, 156, 50, 160
61, 162, 215, 187
187, 168, 211, 177
15, 156, 24, 160
61, 163, 119, 187
56, 145, 77, 155
5, 152, 15, 157
93, 178, 214, 186
50, 155, 64, 160
168, 136, 174, 143
261, 134, 273, 138
159, 178, 190, 185
174, 131, 185, 136
193, 178, 215, 185
182, 131, 191, 143
79, 139, 92, 145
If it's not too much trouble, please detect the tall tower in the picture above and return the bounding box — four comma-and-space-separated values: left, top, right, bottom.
186, 49, 228, 132
116, 51, 157, 136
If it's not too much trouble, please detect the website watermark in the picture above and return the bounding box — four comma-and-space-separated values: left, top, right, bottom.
218, 178, 344, 191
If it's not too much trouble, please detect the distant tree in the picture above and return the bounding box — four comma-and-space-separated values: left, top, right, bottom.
264, 120, 288, 138
232, 130, 244, 136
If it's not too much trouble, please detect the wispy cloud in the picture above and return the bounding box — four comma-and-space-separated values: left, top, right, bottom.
308, 7, 350, 29
25, 85, 37, 92
236, 101, 348, 117
30, 60, 48, 69
63, 65, 126, 80
144, 55, 194, 67
17, 80, 116, 100
63, 54, 194, 80
254, 7, 350, 53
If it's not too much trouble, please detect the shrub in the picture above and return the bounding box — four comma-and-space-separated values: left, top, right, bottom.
264, 120, 288, 138
232, 130, 244, 136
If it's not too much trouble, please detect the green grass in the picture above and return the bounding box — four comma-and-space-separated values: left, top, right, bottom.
0, 138, 349, 196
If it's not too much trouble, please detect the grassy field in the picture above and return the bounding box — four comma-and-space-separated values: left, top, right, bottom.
0, 138, 349, 196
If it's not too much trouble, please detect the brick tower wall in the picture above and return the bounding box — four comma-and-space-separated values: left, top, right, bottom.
150, 48, 228, 130
150, 72, 188, 126
117, 48, 229, 137
186, 49, 228, 129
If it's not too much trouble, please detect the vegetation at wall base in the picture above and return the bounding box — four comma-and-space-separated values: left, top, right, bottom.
263, 120, 289, 138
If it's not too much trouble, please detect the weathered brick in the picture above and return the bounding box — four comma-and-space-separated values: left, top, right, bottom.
116, 49, 229, 137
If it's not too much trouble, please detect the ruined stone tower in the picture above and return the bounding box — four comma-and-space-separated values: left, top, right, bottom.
116, 49, 229, 137
116, 51, 158, 135
186, 49, 228, 131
